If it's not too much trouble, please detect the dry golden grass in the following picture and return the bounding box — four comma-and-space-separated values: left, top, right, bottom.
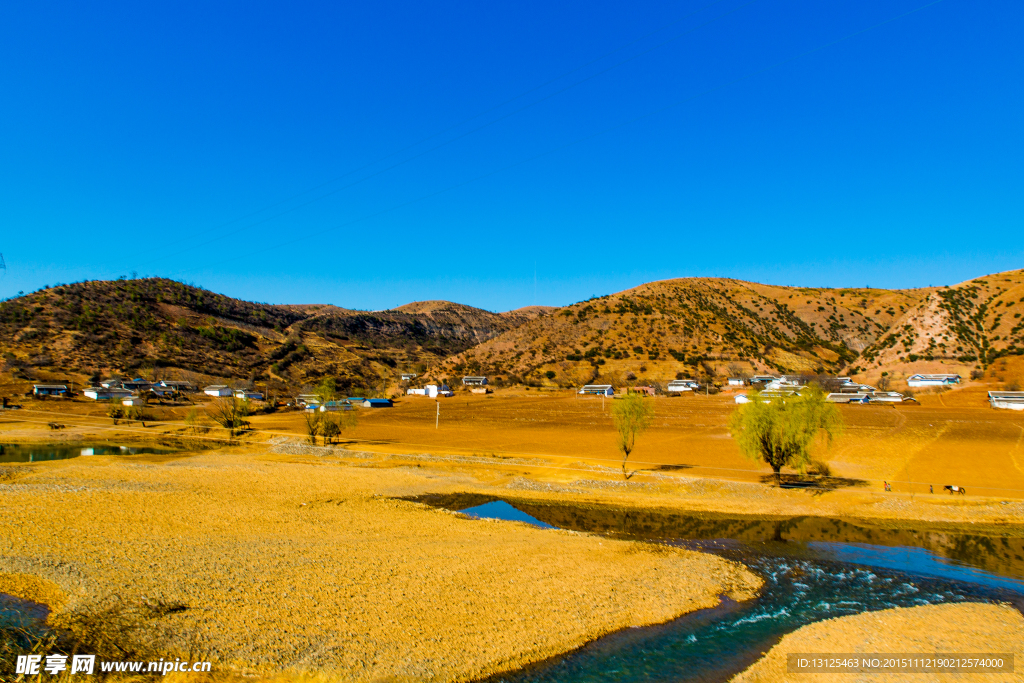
733, 602, 1024, 683
0, 449, 760, 681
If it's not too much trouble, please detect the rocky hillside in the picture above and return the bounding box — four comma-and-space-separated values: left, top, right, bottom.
0, 278, 544, 392
438, 277, 934, 386
855, 269, 1024, 381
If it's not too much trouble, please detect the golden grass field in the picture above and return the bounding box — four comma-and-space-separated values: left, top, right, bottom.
4, 381, 1024, 681
0, 449, 760, 681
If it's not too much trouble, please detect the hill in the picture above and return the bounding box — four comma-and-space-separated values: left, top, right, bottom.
440, 271, 1024, 390
0, 278, 544, 393
854, 269, 1024, 382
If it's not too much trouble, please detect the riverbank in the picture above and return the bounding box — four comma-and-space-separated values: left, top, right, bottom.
733, 603, 1024, 682
0, 447, 760, 681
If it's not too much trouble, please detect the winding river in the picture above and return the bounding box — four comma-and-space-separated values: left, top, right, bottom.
411, 495, 1024, 683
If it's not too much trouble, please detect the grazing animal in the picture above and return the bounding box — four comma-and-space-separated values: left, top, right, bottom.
47, 422, 65, 431
944, 485, 966, 496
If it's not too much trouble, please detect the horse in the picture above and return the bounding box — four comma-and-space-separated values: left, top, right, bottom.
944, 485, 966, 496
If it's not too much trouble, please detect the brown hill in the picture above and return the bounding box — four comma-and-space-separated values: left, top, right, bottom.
0, 279, 536, 393
438, 277, 935, 387
855, 269, 1024, 383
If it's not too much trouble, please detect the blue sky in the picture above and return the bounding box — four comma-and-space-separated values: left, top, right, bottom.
1, 0, 1021, 311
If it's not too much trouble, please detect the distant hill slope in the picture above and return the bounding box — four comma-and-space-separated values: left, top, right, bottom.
438, 277, 935, 385
0, 278, 544, 391
858, 270, 1024, 374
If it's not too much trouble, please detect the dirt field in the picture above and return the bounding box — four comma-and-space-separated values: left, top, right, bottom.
6, 381, 1024, 514
733, 602, 1024, 682
0, 449, 760, 681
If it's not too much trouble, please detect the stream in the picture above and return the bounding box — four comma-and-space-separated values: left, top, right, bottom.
411, 494, 1024, 683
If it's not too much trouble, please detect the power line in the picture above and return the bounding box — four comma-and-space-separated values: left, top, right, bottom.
174, 0, 949, 279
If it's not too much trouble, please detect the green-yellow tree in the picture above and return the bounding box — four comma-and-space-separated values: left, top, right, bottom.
728, 385, 843, 486
611, 392, 654, 480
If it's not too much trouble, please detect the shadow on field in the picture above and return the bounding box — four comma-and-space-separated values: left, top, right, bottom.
766, 473, 870, 495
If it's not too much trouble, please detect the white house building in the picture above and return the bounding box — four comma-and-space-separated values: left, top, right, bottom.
989, 391, 1024, 411
234, 389, 264, 401
122, 396, 146, 407
408, 385, 452, 398
32, 384, 68, 397
204, 385, 233, 397
826, 392, 870, 404
400, 373, 417, 381
83, 387, 133, 401
462, 376, 488, 386
907, 374, 961, 387
158, 380, 195, 393
727, 378, 745, 387
667, 379, 699, 393
579, 384, 614, 396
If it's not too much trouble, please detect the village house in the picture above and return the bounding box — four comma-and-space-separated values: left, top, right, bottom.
400, 373, 417, 381
988, 391, 1024, 411
907, 373, 961, 387
578, 384, 614, 396
234, 389, 264, 401
83, 386, 134, 401
406, 384, 452, 398
311, 400, 352, 412
32, 384, 68, 397
462, 376, 488, 386
727, 378, 745, 387
667, 379, 699, 393
122, 396, 146, 407
204, 385, 233, 397
122, 378, 152, 392
362, 398, 393, 408
158, 380, 195, 393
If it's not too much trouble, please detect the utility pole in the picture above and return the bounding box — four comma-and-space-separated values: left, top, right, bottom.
435, 400, 439, 429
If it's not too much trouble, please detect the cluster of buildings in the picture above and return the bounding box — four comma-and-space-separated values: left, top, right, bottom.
404, 376, 489, 398
295, 395, 392, 410
735, 376, 896, 405
31, 378, 267, 405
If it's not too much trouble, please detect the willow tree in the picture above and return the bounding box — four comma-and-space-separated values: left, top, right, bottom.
611, 392, 654, 480
728, 385, 843, 486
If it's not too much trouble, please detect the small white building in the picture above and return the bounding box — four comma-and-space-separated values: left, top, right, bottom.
727, 378, 745, 387
400, 373, 417, 381
667, 379, 699, 393
234, 389, 264, 401
907, 374, 961, 387
734, 393, 751, 404
826, 392, 870, 404
989, 391, 1024, 411
579, 384, 614, 396
100, 378, 123, 389
204, 385, 232, 397
83, 387, 133, 401
122, 396, 146, 407
158, 380, 195, 393
32, 384, 68, 397
462, 376, 488, 386
409, 385, 452, 398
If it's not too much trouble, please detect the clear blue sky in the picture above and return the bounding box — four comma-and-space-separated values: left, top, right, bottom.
1, 0, 1021, 311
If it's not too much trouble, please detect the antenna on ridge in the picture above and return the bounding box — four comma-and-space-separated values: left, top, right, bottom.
0, 253, 6, 280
